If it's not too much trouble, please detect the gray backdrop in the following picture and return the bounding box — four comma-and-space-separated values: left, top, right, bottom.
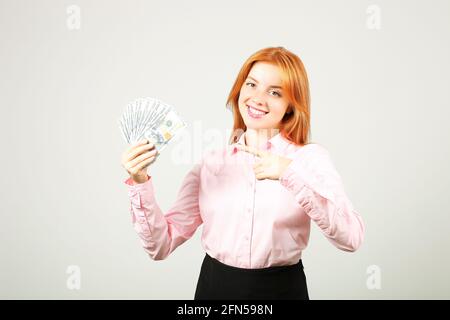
1, 0, 449, 299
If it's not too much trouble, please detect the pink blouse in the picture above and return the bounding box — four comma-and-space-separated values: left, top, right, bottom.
123, 132, 365, 269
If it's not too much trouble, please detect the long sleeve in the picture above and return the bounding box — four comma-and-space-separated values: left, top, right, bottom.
123, 162, 203, 260
279, 144, 365, 252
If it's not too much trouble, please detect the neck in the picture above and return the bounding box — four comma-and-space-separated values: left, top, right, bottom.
244, 128, 280, 148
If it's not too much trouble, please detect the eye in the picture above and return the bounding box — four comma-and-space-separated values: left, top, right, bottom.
270, 90, 281, 97
245, 82, 255, 87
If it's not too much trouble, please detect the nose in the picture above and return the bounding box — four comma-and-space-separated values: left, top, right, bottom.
251, 89, 266, 106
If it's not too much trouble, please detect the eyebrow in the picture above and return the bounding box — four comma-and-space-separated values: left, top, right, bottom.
247, 76, 283, 89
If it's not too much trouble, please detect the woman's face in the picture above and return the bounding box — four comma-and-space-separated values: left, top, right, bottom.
238, 62, 290, 130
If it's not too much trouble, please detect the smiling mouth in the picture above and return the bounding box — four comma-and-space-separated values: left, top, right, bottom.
246, 105, 269, 118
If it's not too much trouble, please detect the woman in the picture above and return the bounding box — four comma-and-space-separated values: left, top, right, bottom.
120, 47, 365, 300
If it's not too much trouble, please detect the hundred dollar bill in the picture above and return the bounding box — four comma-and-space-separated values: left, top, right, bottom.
118, 97, 187, 153
141, 107, 187, 152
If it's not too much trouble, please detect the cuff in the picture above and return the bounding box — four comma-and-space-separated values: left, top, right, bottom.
124, 175, 152, 187
123, 175, 154, 209
279, 160, 308, 196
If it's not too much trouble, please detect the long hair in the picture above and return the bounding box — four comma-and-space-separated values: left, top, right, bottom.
226, 46, 311, 146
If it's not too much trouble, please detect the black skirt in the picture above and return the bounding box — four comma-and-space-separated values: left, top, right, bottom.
194, 253, 309, 300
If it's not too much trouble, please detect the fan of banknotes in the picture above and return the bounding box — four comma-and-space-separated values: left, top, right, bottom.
118, 97, 187, 153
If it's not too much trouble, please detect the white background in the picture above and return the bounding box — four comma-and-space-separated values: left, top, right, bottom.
0, 0, 449, 299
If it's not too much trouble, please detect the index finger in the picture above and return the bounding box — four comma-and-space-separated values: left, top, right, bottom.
126, 139, 152, 153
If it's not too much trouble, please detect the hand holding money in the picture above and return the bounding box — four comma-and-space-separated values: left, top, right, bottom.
118, 97, 187, 184
121, 139, 158, 184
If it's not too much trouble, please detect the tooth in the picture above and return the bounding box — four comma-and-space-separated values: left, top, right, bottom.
249, 106, 265, 115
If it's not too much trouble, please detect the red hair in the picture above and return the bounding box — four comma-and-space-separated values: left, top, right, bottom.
226, 46, 311, 146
